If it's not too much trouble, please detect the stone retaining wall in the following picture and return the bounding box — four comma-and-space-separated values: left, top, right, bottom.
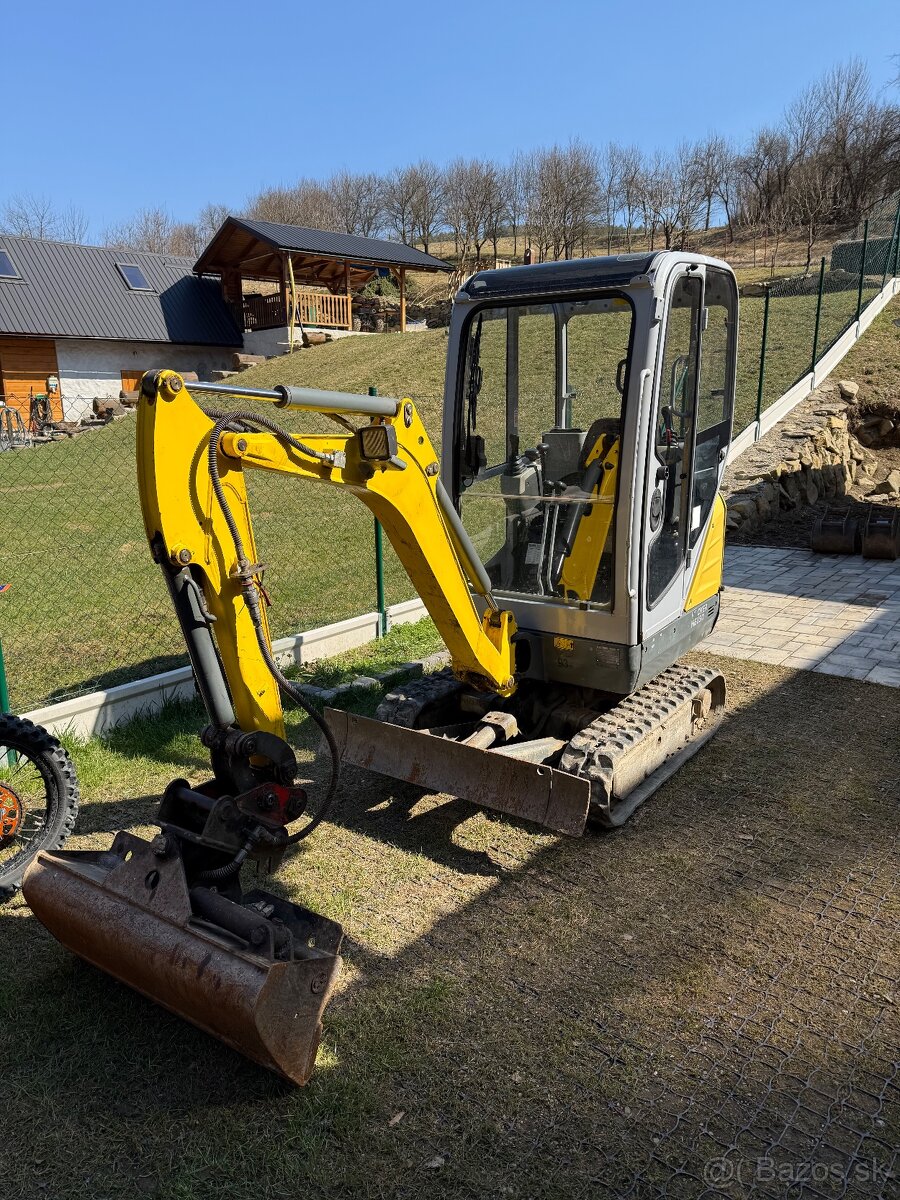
723, 380, 878, 535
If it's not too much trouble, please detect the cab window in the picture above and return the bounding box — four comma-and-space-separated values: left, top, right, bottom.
458, 295, 632, 608
647, 275, 701, 607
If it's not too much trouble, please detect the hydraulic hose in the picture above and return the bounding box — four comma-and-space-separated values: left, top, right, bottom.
195, 838, 254, 883
205, 409, 341, 843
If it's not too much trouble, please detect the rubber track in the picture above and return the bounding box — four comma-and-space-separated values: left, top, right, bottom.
376, 668, 463, 729
559, 663, 724, 798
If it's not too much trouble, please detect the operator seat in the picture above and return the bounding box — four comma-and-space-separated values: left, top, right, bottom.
548, 416, 620, 590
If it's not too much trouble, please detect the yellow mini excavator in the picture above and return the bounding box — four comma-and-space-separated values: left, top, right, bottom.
24, 251, 737, 1084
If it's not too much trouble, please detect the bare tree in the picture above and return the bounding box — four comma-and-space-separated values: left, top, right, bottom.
2, 193, 89, 242
710, 137, 739, 244
618, 144, 644, 251
523, 142, 599, 261
791, 156, 835, 272
813, 59, 900, 222
57, 204, 90, 244
244, 185, 299, 225
246, 180, 338, 230
441, 158, 496, 263
382, 166, 418, 244
598, 142, 623, 253
167, 223, 205, 257
328, 171, 384, 237
105, 208, 178, 254
691, 136, 725, 231
407, 161, 444, 252
196, 202, 230, 244
505, 154, 528, 256
483, 163, 513, 264
634, 153, 663, 250
3, 193, 57, 238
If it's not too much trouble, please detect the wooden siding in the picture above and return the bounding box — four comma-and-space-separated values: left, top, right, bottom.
0, 337, 63, 419
120, 369, 144, 393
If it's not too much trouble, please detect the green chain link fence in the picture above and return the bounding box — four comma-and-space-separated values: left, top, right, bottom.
743, 190, 900, 430
0, 192, 898, 714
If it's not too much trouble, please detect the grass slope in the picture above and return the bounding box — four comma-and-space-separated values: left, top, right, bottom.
0, 286, 894, 710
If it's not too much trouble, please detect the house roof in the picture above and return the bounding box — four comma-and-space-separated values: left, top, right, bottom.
0, 234, 242, 346
194, 217, 451, 280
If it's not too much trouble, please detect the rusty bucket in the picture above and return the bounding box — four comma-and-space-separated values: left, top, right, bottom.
811, 508, 861, 555
862, 505, 900, 560
22, 830, 343, 1085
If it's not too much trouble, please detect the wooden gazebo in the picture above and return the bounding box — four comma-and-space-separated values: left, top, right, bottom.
194, 218, 450, 334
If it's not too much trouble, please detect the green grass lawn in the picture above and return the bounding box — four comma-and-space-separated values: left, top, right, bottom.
0, 282, 892, 711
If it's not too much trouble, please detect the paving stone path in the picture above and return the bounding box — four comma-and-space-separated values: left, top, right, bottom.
701, 545, 900, 686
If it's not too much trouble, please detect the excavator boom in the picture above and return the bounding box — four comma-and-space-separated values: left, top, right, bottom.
138, 371, 517, 729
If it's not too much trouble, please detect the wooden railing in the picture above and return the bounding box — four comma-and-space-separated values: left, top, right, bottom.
293, 291, 350, 329
242, 293, 286, 330
241, 290, 351, 331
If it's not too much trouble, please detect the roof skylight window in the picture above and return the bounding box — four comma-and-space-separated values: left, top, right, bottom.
117, 263, 153, 291
0, 250, 20, 279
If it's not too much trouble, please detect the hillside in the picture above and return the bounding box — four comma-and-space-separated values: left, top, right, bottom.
224, 269, 872, 441
226, 329, 452, 434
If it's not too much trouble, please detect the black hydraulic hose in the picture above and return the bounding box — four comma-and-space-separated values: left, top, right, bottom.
205, 410, 341, 843
205, 407, 338, 468
195, 839, 254, 883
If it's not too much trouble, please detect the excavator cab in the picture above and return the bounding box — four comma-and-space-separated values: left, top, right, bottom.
24, 252, 737, 1085
445, 253, 737, 695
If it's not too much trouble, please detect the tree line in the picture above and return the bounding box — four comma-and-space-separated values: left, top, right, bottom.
3, 59, 898, 274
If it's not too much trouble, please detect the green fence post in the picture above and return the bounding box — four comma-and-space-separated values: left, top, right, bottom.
810, 257, 826, 374
0, 635, 16, 768
369, 387, 388, 637
755, 287, 771, 426
855, 218, 869, 322
884, 199, 900, 289
0, 636, 10, 714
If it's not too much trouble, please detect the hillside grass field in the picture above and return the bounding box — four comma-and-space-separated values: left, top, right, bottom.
0, 282, 893, 711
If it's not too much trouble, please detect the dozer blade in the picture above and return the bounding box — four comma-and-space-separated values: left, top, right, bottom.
326, 708, 591, 836
22, 831, 343, 1085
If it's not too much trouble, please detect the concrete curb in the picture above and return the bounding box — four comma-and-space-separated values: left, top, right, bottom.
296, 651, 450, 706
25, 598, 429, 739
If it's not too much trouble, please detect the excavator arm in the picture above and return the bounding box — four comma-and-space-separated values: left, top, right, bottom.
24, 369, 523, 1089
138, 370, 517, 744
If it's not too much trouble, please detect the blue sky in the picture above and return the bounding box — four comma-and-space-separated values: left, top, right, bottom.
5, 0, 898, 239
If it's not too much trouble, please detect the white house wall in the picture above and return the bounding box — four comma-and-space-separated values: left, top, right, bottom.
55, 339, 238, 421
242, 325, 360, 357
242, 326, 302, 357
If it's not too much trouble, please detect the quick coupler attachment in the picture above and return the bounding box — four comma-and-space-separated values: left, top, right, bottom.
22, 830, 343, 1085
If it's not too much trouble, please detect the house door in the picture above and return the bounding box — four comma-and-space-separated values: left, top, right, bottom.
121, 370, 144, 395
0, 338, 63, 420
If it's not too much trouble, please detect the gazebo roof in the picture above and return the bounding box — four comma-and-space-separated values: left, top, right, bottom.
194, 217, 451, 286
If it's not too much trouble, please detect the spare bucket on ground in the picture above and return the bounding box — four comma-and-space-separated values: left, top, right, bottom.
811, 508, 861, 555
23, 830, 343, 1084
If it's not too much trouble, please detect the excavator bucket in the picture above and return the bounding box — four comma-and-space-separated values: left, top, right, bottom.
326, 708, 592, 836
22, 831, 343, 1085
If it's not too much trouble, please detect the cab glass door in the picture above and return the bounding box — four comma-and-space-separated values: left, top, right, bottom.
688, 267, 736, 549
646, 274, 702, 609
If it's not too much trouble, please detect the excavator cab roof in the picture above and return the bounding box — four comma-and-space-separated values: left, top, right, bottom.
459, 250, 734, 302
